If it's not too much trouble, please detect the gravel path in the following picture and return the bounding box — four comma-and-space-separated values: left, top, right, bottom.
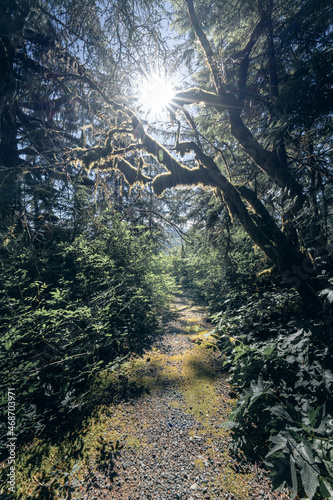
77, 295, 290, 500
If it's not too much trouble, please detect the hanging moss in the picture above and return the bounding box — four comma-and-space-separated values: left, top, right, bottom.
117, 159, 151, 186
153, 167, 214, 197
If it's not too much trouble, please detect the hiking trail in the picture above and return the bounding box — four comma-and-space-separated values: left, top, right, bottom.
76, 294, 290, 500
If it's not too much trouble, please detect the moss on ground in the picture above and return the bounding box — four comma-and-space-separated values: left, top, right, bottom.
7, 402, 150, 499
2, 303, 257, 500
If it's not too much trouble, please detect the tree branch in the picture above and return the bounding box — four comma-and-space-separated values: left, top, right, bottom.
172, 88, 224, 110
135, 208, 188, 239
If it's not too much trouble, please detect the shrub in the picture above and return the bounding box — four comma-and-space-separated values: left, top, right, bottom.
0, 216, 173, 448
212, 292, 333, 500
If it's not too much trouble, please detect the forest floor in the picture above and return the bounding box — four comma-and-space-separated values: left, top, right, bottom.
71, 293, 290, 500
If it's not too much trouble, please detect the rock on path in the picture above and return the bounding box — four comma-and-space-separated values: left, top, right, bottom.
76, 294, 290, 500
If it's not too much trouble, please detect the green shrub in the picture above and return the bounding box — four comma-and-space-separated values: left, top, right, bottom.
172, 226, 265, 312
212, 293, 333, 500
0, 215, 173, 448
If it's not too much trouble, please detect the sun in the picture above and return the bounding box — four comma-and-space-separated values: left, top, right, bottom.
139, 74, 175, 117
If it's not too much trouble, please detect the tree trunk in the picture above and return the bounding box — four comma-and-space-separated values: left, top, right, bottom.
0, 31, 21, 233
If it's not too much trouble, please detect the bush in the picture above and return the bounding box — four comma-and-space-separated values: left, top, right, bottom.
0, 215, 173, 448
172, 226, 265, 312
212, 291, 333, 500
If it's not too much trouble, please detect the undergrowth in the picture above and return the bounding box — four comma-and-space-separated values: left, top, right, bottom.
0, 214, 175, 498
211, 288, 333, 500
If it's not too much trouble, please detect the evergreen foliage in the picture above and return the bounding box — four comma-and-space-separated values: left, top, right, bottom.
1, 1, 333, 498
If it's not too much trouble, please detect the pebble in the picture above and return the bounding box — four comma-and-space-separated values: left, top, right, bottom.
76, 297, 291, 500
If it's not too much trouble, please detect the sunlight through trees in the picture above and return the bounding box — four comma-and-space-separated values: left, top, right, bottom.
0, 1, 332, 498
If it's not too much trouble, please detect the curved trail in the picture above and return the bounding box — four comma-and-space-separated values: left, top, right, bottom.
77, 294, 290, 500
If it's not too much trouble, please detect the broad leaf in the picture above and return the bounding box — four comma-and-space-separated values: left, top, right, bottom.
308, 404, 325, 430
295, 440, 320, 500
320, 478, 333, 499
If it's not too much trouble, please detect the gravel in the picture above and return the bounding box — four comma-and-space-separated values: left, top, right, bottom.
75, 296, 290, 500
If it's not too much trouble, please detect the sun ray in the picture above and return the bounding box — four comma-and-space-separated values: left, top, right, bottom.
139, 73, 175, 118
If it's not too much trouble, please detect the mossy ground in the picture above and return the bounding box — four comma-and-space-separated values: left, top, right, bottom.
1, 301, 262, 499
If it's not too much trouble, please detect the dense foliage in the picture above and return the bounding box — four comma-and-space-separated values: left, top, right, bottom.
0, 0, 173, 452
174, 222, 265, 313
1, 0, 333, 499
173, 212, 333, 499
212, 295, 333, 499
0, 208, 173, 447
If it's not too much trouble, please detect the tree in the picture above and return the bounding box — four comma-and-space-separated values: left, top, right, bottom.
164, 0, 333, 309
160, 0, 332, 308
0, 0, 168, 238
1, 0, 332, 310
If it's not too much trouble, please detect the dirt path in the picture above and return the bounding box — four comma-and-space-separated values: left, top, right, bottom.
76, 294, 290, 500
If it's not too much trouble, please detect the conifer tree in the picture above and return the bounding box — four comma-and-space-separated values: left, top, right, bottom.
1, 0, 332, 310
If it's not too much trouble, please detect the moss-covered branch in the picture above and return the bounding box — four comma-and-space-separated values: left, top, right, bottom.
182, 0, 305, 205
117, 159, 151, 186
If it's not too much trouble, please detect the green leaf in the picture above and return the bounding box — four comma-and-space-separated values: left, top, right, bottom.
264, 451, 286, 468
270, 403, 300, 424
308, 404, 325, 430
262, 345, 275, 357
5, 340, 12, 350
295, 440, 320, 500
319, 288, 333, 303
323, 369, 333, 390
270, 405, 293, 422
319, 478, 333, 499
265, 451, 297, 497
267, 433, 288, 455
290, 455, 298, 500
249, 376, 264, 399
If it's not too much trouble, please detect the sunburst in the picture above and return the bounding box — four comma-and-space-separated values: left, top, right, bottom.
139, 73, 175, 117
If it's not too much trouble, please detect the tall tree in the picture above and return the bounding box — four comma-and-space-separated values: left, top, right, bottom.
0, 0, 169, 238
85, 0, 331, 310
1, 0, 332, 310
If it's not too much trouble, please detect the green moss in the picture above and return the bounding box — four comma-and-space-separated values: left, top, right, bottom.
8, 401, 150, 499
194, 458, 205, 468
168, 400, 182, 409
126, 436, 141, 449
8, 302, 261, 499
216, 464, 253, 499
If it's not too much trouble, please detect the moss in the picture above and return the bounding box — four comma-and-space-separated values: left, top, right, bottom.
168, 400, 182, 409
8, 302, 259, 499
216, 464, 253, 499
126, 436, 141, 449
9, 401, 150, 499
194, 458, 205, 469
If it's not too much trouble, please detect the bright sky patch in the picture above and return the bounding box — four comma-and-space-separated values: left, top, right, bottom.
139, 74, 175, 117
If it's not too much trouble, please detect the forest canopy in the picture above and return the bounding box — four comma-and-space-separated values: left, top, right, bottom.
1, 0, 332, 307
